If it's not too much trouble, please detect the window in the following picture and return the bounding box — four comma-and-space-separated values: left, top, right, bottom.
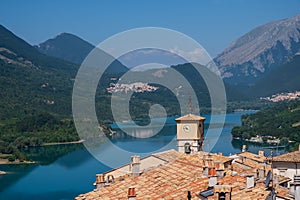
278, 168, 287, 176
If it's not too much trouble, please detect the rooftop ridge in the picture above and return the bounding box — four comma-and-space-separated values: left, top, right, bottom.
175, 113, 205, 121
272, 150, 300, 162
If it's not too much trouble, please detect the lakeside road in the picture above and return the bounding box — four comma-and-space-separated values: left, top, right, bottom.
41, 139, 85, 146
0, 158, 35, 165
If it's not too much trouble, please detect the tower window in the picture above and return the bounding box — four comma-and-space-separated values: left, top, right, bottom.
184, 143, 191, 154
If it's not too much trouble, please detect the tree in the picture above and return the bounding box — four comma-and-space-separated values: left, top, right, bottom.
8, 155, 16, 162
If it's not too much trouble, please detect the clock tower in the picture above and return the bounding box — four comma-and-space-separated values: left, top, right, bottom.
175, 114, 205, 154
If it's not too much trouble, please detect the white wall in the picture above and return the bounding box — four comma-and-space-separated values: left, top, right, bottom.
273, 161, 300, 182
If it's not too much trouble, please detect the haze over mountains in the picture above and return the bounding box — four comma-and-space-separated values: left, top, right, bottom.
249, 55, 300, 97
1, 13, 300, 122
34, 14, 300, 99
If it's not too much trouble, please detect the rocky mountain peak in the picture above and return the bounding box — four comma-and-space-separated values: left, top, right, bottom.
215, 14, 300, 84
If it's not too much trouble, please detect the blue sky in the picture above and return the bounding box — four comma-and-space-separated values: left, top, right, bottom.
1, 0, 300, 56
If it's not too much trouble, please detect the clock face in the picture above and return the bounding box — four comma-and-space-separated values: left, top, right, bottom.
183, 125, 190, 133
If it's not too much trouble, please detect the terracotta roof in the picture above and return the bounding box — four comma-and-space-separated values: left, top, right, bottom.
277, 175, 291, 185
272, 150, 300, 163
231, 162, 253, 175
175, 113, 205, 121
237, 151, 267, 163
231, 151, 272, 177
207, 176, 270, 200
104, 149, 181, 179
206, 153, 233, 164
76, 154, 207, 200
234, 157, 265, 171
76, 150, 272, 200
152, 149, 181, 162
195, 151, 233, 166
230, 182, 271, 200
275, 186, 294, 200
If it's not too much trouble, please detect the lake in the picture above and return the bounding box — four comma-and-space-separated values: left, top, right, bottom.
0, 111, 288, 200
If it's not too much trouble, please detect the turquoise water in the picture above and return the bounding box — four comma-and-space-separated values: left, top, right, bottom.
0, 111, 288, 200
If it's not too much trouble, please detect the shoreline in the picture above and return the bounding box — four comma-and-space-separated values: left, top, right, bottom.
41, 139, 85, 146
0, 140, 84, 165
232, 137, 290, 147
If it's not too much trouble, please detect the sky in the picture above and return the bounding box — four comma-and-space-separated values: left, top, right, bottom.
1, 0, 300, 57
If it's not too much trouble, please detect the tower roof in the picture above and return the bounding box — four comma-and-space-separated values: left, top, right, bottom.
175, 113, 205, 121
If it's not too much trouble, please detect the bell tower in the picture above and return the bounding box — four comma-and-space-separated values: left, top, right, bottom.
175, 114, 205, 154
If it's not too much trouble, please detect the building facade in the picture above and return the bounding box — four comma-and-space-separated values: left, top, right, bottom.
176, 113, 205, 153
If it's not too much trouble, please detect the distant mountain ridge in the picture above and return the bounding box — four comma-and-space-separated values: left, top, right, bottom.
36, 32, 128, 72
215, 14, 300, 85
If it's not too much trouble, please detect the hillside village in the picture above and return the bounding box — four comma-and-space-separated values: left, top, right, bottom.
107, 82, 159, 93
261, 91, 300, 103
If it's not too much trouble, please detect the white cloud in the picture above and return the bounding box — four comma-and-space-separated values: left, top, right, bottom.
169, 47, 211, 65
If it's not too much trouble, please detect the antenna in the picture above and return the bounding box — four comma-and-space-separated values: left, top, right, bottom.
271, 150, 274, 189
188, 93, 193, 114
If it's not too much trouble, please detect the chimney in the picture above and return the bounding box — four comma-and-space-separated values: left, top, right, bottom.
259, 167, 265, 179
106, 175, 115, 185
298, 144, 300, 152
290, 175, 300, 200
208, 176, 218, 187
214, 185, 232, 200
203, 167, 208, 177
216, 170, 225, 178
258, 150, 264, 157
242, 145, 247, 152
130, 155, 141, 177
215, 162, 225, 178
253, 169, 258, 179
215, 162, 220, 169
208, 167, 216, 177
94, 174, 105, 189
246, 176, 255, 189
273, 175, 279, 187
128, 187, 136, 200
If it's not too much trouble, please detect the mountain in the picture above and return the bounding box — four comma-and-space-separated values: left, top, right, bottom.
249, 55, 300, 97
0, 24, 84, 156
0, 24, 78, 118
215, 14, 300, 85
0, 24, 131, 158
36, 33, 128, 72
0, 26, 76, 71
35, 32, 94, 65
